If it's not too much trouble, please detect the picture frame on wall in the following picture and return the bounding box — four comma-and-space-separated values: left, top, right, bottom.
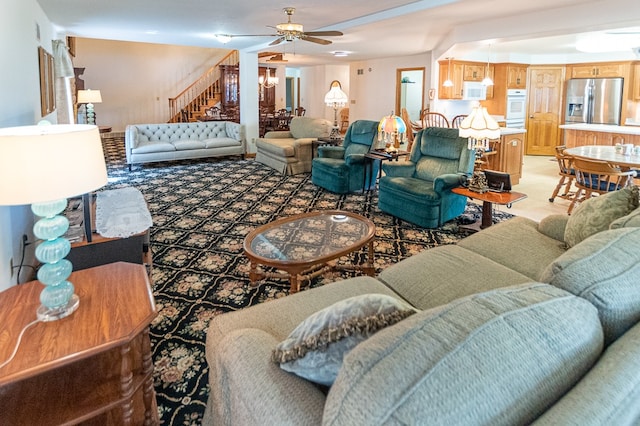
38, 46, 55, 116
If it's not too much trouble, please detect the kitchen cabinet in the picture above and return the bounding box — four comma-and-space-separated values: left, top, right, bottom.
486, 131, 525, 185
438, 61, 464, 100
463, 64, 485, 81
569, 62, 626, 78
563, 128, 640, 148
506, 64, 528, 89
632, 63, 640, 100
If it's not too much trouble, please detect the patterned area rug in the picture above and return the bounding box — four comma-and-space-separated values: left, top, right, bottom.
101, 138, 513, 425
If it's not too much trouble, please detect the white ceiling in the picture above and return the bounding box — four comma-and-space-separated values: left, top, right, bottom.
37, 0, 640, 66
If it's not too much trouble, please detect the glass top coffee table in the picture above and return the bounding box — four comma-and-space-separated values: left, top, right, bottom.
244, 210, 376, 293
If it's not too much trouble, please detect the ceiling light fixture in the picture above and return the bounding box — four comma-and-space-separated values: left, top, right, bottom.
482, 46, 494, 87
333, 51, 348, 57
259, 67, 279, 89
215, 34, 232, 44
443, 56, 454, 87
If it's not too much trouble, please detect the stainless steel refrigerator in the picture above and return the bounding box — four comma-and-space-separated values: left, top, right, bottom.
565, 77, 624, 125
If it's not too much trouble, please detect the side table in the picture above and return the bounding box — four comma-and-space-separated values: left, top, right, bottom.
0, 262, 158, 425
363, 150, 410, 191
452, 186, 527, 231
313, 137, 343, 158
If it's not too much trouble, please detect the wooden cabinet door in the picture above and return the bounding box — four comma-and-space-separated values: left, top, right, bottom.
594, 63, 625, 77
632, 64, 640, 100
526, 66, 564, 156
570, 65, 596, 78
500, 134, 524, 184
485, 65, 494, 99
439, 62, 463, 99
463, 64, 485, 81
507, 65, 527, 89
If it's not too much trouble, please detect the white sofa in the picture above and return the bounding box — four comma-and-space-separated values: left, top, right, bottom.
125, 121, 245, 169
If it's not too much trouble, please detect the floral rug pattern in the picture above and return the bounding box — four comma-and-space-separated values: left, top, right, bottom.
100, 137, 512, 425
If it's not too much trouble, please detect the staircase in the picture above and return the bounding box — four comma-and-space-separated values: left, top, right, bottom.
168, 50, 239, 123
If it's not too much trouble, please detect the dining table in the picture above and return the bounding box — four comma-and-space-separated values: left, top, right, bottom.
564, 145, 640, 169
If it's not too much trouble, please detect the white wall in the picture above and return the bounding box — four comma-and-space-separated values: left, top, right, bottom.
74, 38, 231, 131
0, 0, 59, 290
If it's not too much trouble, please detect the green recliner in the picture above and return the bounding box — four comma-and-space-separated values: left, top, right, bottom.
311, 120, 379, 194
378, 127, 475, 228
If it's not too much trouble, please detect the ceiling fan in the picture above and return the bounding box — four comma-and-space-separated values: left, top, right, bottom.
225, 7, 343, 46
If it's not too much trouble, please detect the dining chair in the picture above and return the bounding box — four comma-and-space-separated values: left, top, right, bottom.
548, 145, 576, 203
568, 157, 637, 214
400, 107, 423, 153
295, 106, 306, 116
451, 114, 467, 129
421, 112, 450, 128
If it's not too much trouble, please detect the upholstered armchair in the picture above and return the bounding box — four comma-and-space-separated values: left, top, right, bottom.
311, 120, 379, 194
378, 127, 475, 228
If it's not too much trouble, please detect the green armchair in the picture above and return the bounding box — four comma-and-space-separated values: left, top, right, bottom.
378, 127, 475, 228
311, 120, 379, 194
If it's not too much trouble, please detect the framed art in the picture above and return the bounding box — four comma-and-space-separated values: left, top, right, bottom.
38, 46, 55, 116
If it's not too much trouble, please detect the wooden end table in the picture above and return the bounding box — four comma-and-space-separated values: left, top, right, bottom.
452, 186, 527, 231
0, 262, 158, 425
243, 210, 376, 293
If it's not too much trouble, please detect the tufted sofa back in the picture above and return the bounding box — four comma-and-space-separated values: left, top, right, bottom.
130, 121, 242, 146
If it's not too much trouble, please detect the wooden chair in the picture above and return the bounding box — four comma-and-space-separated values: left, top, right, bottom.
568, 158, 637, 214
548, 145, 576, 203
451, 114, 467, 129
294, 106, 306, 116
400, 108, 421, 153
274, 108, 291, 130
180, 109, 189, 123
421, 112, 450, 128
205, 106, 221, 119
339, 108, 349, 133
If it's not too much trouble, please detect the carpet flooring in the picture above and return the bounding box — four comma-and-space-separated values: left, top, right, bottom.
101, 137, 513, 425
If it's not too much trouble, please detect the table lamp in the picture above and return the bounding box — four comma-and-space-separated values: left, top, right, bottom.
377, 113, 407, 151
77, 89, 102, 125
0, 124, 108, 321
324, 80, 348, 140
458, 102, 501, 193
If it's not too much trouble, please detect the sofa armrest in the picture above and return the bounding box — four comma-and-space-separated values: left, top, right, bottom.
434, 173, 467, 192
211, 328, 325, 425
318, 146, 346, 159
537, 214, 569, 242
264, 130, 293, 139
382, 162, 416, 178
225, 121, 244, 141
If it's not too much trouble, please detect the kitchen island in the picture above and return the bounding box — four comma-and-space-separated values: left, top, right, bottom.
559, 123, 640, 148
485, 127, 527, 185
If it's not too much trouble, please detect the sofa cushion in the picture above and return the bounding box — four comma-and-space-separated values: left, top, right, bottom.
256, 138, 296, 157
323, 283, 603, 425
172, 140, 206, 150
540, 227, 640, 345
609, 205, 640, 229
272, 294, 416, 386
458, 216, 567, 281
131, 141, 176, 154
203, 137, 242, 149
564, 186, 638, 247
289, 117, 332, 139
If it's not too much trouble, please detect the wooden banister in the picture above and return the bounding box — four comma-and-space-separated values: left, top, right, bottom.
168, 50, 239, 122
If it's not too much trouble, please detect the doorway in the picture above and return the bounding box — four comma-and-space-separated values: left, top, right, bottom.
395, 67, 425, 121
286, 76, 299, 112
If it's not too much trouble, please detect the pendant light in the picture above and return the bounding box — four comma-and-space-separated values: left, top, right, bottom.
443, 57, 453, 87
482, 46, 494, 86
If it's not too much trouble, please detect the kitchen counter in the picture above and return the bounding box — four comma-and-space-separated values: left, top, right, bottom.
559, 123, 640, 147
500, 127, 527, 135
559, 123, 640, 136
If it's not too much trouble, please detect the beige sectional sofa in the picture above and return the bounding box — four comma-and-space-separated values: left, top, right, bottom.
256, 116, 332, 175
203, 187, 640, 425
125, 121, 245, 169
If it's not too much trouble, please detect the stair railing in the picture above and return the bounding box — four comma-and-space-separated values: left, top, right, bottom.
168, 50, 239, 122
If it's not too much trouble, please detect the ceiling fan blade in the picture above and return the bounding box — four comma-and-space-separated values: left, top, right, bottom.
303, 30, 343, 37
269, 37, 285, 46
232, 34, 277, 38
302, 36, 332, 45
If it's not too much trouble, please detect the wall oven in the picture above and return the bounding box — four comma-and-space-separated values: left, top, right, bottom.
505, 89, 526, 128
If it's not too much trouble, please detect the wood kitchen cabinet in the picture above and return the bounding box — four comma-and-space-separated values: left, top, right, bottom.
463, 64, 485, 81
486, 131, 525, 185
632, 63, 640, 100
563, 129, 640, 147
438, 60, 464, 99
569, 62, 627, 78
506, 64, 528, 89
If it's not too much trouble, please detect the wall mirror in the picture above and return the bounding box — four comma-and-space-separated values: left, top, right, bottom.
395, 67, 425, 122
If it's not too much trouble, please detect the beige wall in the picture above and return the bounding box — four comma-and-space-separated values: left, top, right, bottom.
74, 38, 230, 131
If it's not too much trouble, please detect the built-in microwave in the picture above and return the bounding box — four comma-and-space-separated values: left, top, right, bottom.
462, 82, 487, 101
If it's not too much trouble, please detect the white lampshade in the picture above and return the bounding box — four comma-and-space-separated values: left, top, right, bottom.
458, 103, 500, 141
77, 89, 102, 104
0, 124, 108, 206
324, 86, 348, 107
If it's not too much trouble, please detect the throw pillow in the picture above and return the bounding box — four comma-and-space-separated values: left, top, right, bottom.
564, 186, 638, 248
540, 227, 640, 345
272, 294, 417, 386
609, 206, 640, 229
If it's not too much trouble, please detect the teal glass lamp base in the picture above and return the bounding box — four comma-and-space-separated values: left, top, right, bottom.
32, 199, 80, 322
37, 293, 79, 321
